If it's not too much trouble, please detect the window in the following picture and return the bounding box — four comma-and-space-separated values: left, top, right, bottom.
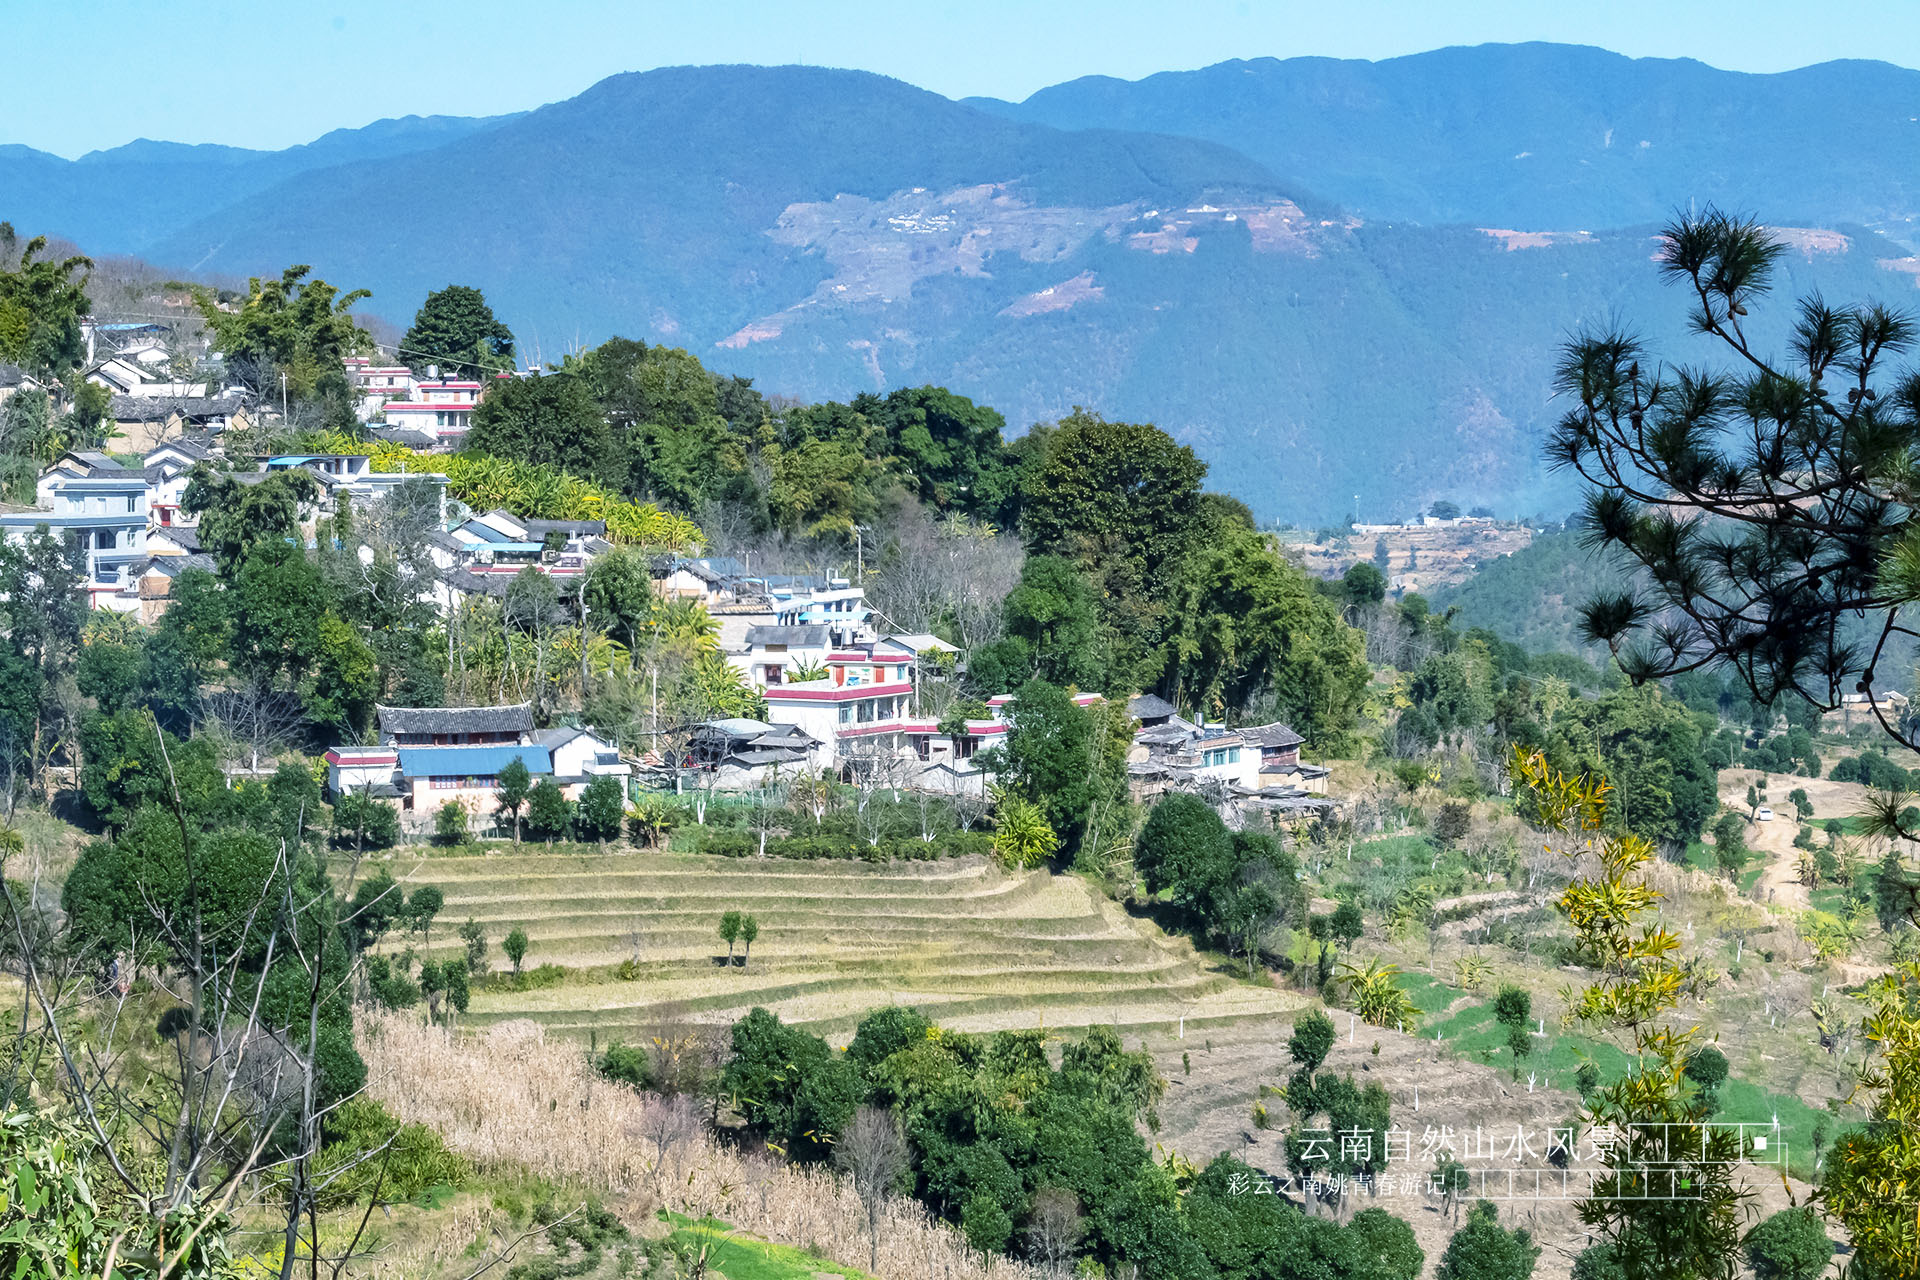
1229, 747, 1241, 764
125, 495, 136, 513
838, 704, 852, 724
96, 529, 116, 551
857, 699, 875, 724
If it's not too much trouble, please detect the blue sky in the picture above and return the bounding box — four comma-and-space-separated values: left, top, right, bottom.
8, 0, 1920, 156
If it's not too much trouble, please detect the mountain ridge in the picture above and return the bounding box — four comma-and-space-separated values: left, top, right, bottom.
8, 47, 1920, 522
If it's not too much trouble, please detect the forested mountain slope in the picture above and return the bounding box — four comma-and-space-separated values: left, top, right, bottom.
11, 53, 1920, 520
977, 44, 1920, 232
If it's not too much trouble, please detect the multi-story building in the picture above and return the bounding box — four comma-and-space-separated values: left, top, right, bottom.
378, 378, 482, 442
1, 451, 149, 609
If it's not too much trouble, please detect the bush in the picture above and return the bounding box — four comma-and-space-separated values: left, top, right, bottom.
434, 799, 468, 846
1491, 984, 1531, 1029
596, 1042, 653, 1090
314, 1097, 466, 1210
1684, 1045, 1729, 1111
1743, 1207, 1832, 1280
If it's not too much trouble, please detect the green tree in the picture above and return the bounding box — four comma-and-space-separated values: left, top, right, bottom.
1549, 210, 1920, 756
0, 235, 92, 379
868, 385, 1012, 517
719, 1007, 857, 1160
435, 799, 468, 846
496, 756, 532, 842
1683, 1045, 1728, 1113
1435, 1201, 1541, 1280
192, 264, 370, 401
576, 774, 625, 850
303, 611, 377, 736
182, 466, 321, 577
502, 925, 529, 975
333, 790, 399, 854
1020, 409, 1206, 664
739, 914, 759, 968
1163, 525, 1369, 742
524, 778, 571, 847
719, 909, 743, 965
466, 372, 615, 483
582, 546, 657, 648
1288, 1009, 1335, 1073
988, 792, 1059, 869
1711, 813, 1749, 881
400, 283, 515, 379
405, 885, 444, 946
458, 918, 488, 975
1001, 555, 1107, 690
983, 678, 1101, 849
1343, 560, 1388, 607
1492, 984, 1532, 1032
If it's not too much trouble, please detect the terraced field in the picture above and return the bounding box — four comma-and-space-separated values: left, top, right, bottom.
390, 851, 1305, 1042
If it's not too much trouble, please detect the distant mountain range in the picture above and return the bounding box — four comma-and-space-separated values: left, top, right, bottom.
6, 45, 1919, 523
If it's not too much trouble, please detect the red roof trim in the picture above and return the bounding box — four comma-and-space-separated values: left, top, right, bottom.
325, 749, 397, 765
764, 681, 912, 703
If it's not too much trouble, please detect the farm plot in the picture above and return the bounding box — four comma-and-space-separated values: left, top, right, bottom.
388, 851, 1306, 1041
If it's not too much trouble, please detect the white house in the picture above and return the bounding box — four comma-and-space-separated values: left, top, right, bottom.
378, 378, 481, 442
4, 452, 149, 609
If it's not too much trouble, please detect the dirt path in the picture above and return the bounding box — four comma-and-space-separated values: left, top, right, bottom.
1716, 768, 1884, 913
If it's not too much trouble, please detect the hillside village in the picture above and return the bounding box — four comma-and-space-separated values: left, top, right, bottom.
3, 103, 1920, 1280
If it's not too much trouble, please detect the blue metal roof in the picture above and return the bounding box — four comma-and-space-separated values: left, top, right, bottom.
394, 745, 551, 778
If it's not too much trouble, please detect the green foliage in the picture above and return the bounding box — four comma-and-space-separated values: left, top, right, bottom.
194, 264, 369, 401
595, 1042, 654, 1091
985, 677, 1118, 850
503, 925, 530, 974
1435, 1201, 1541, 1280
401, 283, 515, 379
524, 778, 572, 845
0, 235, 92, 379
1288, 1010, 1335, 1074
1001, 554, 1108, 690
1710, 813, 1748, 881
466, 371, 615, 483
1135, 795, 1305, 965
333, 790, 399, 851
1492, 984, 1531, 1030
1163, 525, 1369, 746
720, 1008, 858, 1160
1741, 1207, 1831, 1280
989, 792, 1058, 868
312, 1096, 466, 1211
1683, 1045, 1728, 1111
0, 1108, 248, 1279
435, 799, 468, 845
575, 774, 626, 846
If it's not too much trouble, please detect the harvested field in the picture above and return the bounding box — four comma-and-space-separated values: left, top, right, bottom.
384, 851, 1306, 1040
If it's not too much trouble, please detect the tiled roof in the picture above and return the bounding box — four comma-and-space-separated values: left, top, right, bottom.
377, 703, 535, 735
1128, 694, 1178, 721
1239, 723, 1305, 749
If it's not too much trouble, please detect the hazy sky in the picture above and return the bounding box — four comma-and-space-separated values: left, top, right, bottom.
8, 0, 1920, 156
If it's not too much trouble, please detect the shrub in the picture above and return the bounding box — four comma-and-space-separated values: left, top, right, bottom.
503, 925, 529, 974
434, 799, 468, 846
1684, 1045, 1729, 1111
314, 1096, 466, 1210
1491, 984, 1531, 1030
596, 1042, 653, 1090
1743, 1207, 1832, 1280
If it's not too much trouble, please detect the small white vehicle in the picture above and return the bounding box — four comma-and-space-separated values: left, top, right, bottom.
1754, 807, 1774, 822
